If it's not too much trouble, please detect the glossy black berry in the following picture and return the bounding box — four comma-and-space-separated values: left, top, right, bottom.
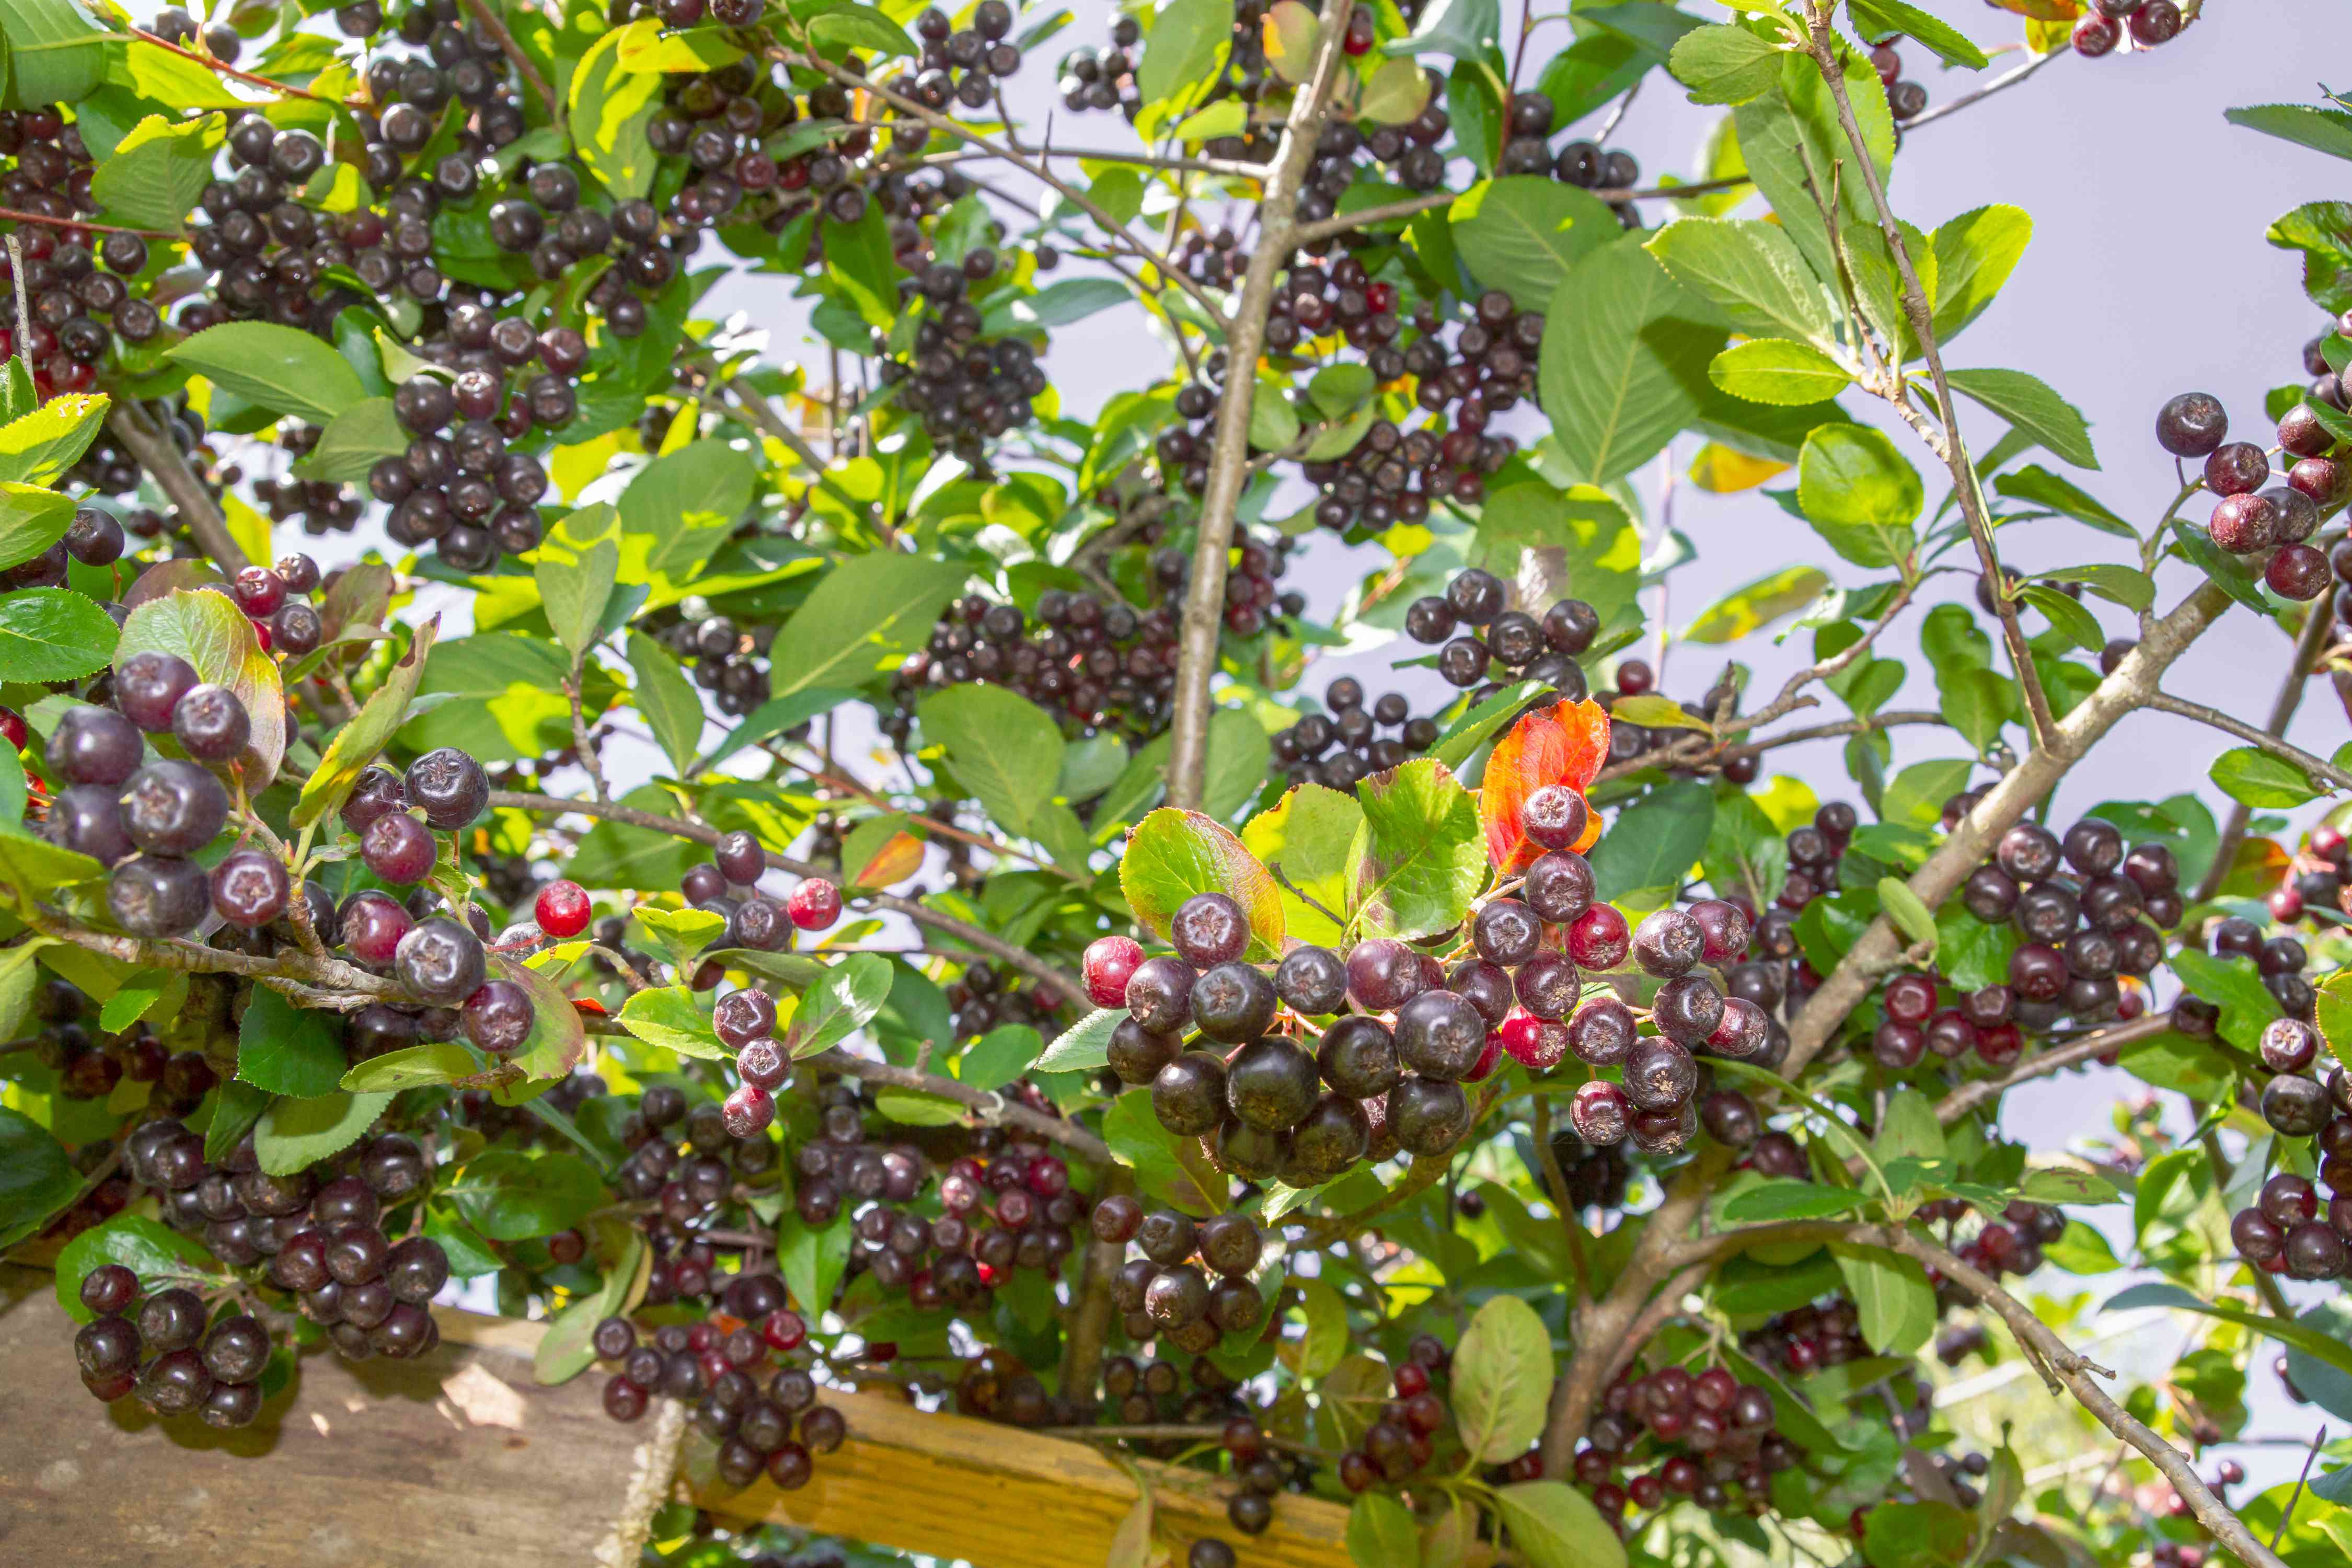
396, 916, 488, 1005
405, 746, 489, 828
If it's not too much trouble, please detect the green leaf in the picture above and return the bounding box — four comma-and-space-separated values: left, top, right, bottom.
777, 1207, 850, 1318
1201, 707, 1273, 824
0, 482, 75, 572
1720, 1181, 1869, 1222
1429, 680, 1547, 769
1358, 56, 1434, 125
115, 586, 286, 786
1709, 339, 1852, 405
2041, 563, 2154, 614
625, 630, 706, 778
255, 1091, 393, 1176
340, 1041, 480, 1093
619, 986, 729, 1060
1880, 757, 1973, 827
1863, 1501, 1976, 1568
1684, 564, 1831, 643
768, 552, 970, 702
1100, 1089, 1224, 1213
1945, 366, 2097, 470
1242, 782, 1365, 948
1849, 0, 1988, 68
1493, 1481, 1628, 1568
1451, 176, 1619, 312
1540, 238, 1722, 484
54, 1215, 216, 1325
1992, 464, 2135, 538
0, 0, 109, 111
2224, 103, 2352, 163
292, 615, 437, 829
445, 1148, 608, 1241
1875, 1088, 1945, 1166
1934, 905, 2019, 993
166, 322, 369, 427
89, 113, 221, 231
2044, 1218, 2122, 1274
1450, 1295, 1553, 1461
1349, 758, 1488, 941
2209, 746, 2322, 808
702, 685, 858, 769
919, 682, 1066, 836
2019, 1166, 2119, 1206
1122, 806, 1286, 960
1135, 0, 1230, 117
1667, 22, 1784, 106
2282, 1299, 2352, 1424
0, 1104, 78, 1248
0, 587, 116, 683
1589, 778, 1715, 905
237, 985, 348, 1098
289, 396, 407, 483
1035, 1008, 1122, 1074
1646, 216, 1838, 345
1929, 205, 2031, 342
0, 391, 108, 487
1797, 424, 1923, 569
791, 952, 895, 1057
2018, 582, 2106, 653
1347, 1493, 1422, 1568
634, 906, 728, 971
569, 20, 664, 199
535, 1228, 645, 1386
956, 1023, 1041, 1092
1831, 1241, 1937, 1355
537, 508, 620, 664
1248, 374, 1303, 452
2170, 948, 2284, 1053
1385, 0, 1502, 60
621, 440, 759, 595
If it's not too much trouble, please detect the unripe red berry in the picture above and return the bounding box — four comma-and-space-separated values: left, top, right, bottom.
535, 880, 592, 937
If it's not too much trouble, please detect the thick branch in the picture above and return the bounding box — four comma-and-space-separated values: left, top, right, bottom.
1780, 580, 2232, 1083
485, 789, 1091, 1010
1802, 12, 2055, 748
2194, 600, 2338, 900
1165, 0, 1356, 809
1059, 1166, 1134, 1399
106, 399, 252, 574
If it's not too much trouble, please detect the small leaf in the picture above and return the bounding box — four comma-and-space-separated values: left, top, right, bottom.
293, 615, 437, 828
1849, 0, 1989, 68
1876, 875, 1938, 951
1797, 424, 1923, 569
54, 1215, 217, 1325
626, 630, 707, 778
237, 986, 348, 1098
1036, 1008, 1122, 1074
1450, 1295, 1553, 1461
618, 985, 727, 1060
790, 952, 895, 1057
1493, 1481, 1628, 1568
0, 587, 117, 684
255, 1091, 393, 1176
2209, 747, 2322, 809
1347, 1493, 1422, 1568
340, 1041, 480, 1092
1683, 564, 1831, 643
1720, 1181, 1869, 1222
1667, 22, 1784, 106
445, 1148, 608, 1241
1945, 366, 2097, 470
166, 322, 369, 427
1708, 338, 1853, 404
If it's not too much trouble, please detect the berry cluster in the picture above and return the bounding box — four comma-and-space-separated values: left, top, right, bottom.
2070, 0, 2188, 57
1494, 91, 1645, 195
1335, 1336, 1456, 1494
24, 976, 220, 1109
944, 959, 1065, 1045
1271, 675, 1442, 792
609, 1085, 782, 1292
2266, 822, 2349, 923
374, 354, 563, 568
1089, 1196, 1266, 1355
72, 1268, 271, 1429
2154, 389, 2335, 601
589, 1274, 848, 1493
0, 192, 144, 399
1403, 568, 1599, 704
874, 256, 1048, 462
887, 587, 1192, 744
1572, 1361, 1804, 1529
901, 4, 1026, 114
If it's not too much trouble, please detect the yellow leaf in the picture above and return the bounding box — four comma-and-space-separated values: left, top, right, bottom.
1688, 441, 1789, 493
222, 489, 272, 568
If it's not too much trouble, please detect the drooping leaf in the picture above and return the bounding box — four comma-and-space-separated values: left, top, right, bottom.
1796, 424, 1924, 569
1493, 1481, 1629, 1568
1708, 338, 1852, 405
1539, 238, 1723, 484
767, 552, 971, 701
1450, 1294, 1553, 1460
1351, 759, 1490, 941
1478, 699, 1611, 872
293, 615, 438, 828
919, 682, 1066, 836
1945, 366, 2097, 470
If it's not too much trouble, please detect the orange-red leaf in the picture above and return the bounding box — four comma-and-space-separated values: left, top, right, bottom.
1479, 699, 1611, 872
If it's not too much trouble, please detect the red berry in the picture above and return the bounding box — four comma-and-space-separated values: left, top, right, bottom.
787, 878, 842, 930
763, 1309, 806, 1352
0, 708, 22, 749
535, 879, 592, 938
250, 618, 273, 653
1081, 934, 1145, 1008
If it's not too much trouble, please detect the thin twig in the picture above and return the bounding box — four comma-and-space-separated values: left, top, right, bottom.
459, 0, 561, 125
2145, 690, 2352, 794
2271, 1425, 2328, 1551
1898, 47, 2069, 131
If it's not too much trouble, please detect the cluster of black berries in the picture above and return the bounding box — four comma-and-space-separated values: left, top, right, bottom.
72, 1266, 272, 1429
1089, 1196, 1266, 1356
1593, 660, 1762, 785
650, 53, 880, 233
1335, 1337, 1456, 1495
1548, 1126, 1633, 1211
683, 831, 841, 960
887, 588, 1189, 744
2232, 1110, 2352, 1282
874, 250, 1049, 462
24, 975, 222, 1109
1572, 1361, 1803, 1531
2267, 822, 2349, 923
1946, 817, 2181, 1031
1055, 15, 1145, 119
649, 608, 776, 719
485, 165, 676, 330
590, 1274, 848, 1493
945, 959, 1065, 1044
1404, 568, 1599, 702
374, 352, 564, 568
257, 428, 368, 538
2154, 389, 2334, 601
1493, 91, 1644, 194
0, 199, 145, 398
899, 3, 1024, 114
610, 1085, 781, 1301
2070, 0, 2187, 56
1271, 675, 1440, 792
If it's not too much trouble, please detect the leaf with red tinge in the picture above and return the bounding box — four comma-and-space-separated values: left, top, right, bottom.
1118, 807, 1284, 961
1479, 698, 1610, 871
498, 952, 589, 1081
850, 828, 924, 889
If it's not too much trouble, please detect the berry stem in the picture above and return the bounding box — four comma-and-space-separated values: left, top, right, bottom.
0, 205, 182, 239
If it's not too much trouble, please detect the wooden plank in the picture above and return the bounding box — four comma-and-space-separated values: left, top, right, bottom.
1, 1268, 1355, 1568
686, 1385, 1354, 1568
0, 1264, 670, 1568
